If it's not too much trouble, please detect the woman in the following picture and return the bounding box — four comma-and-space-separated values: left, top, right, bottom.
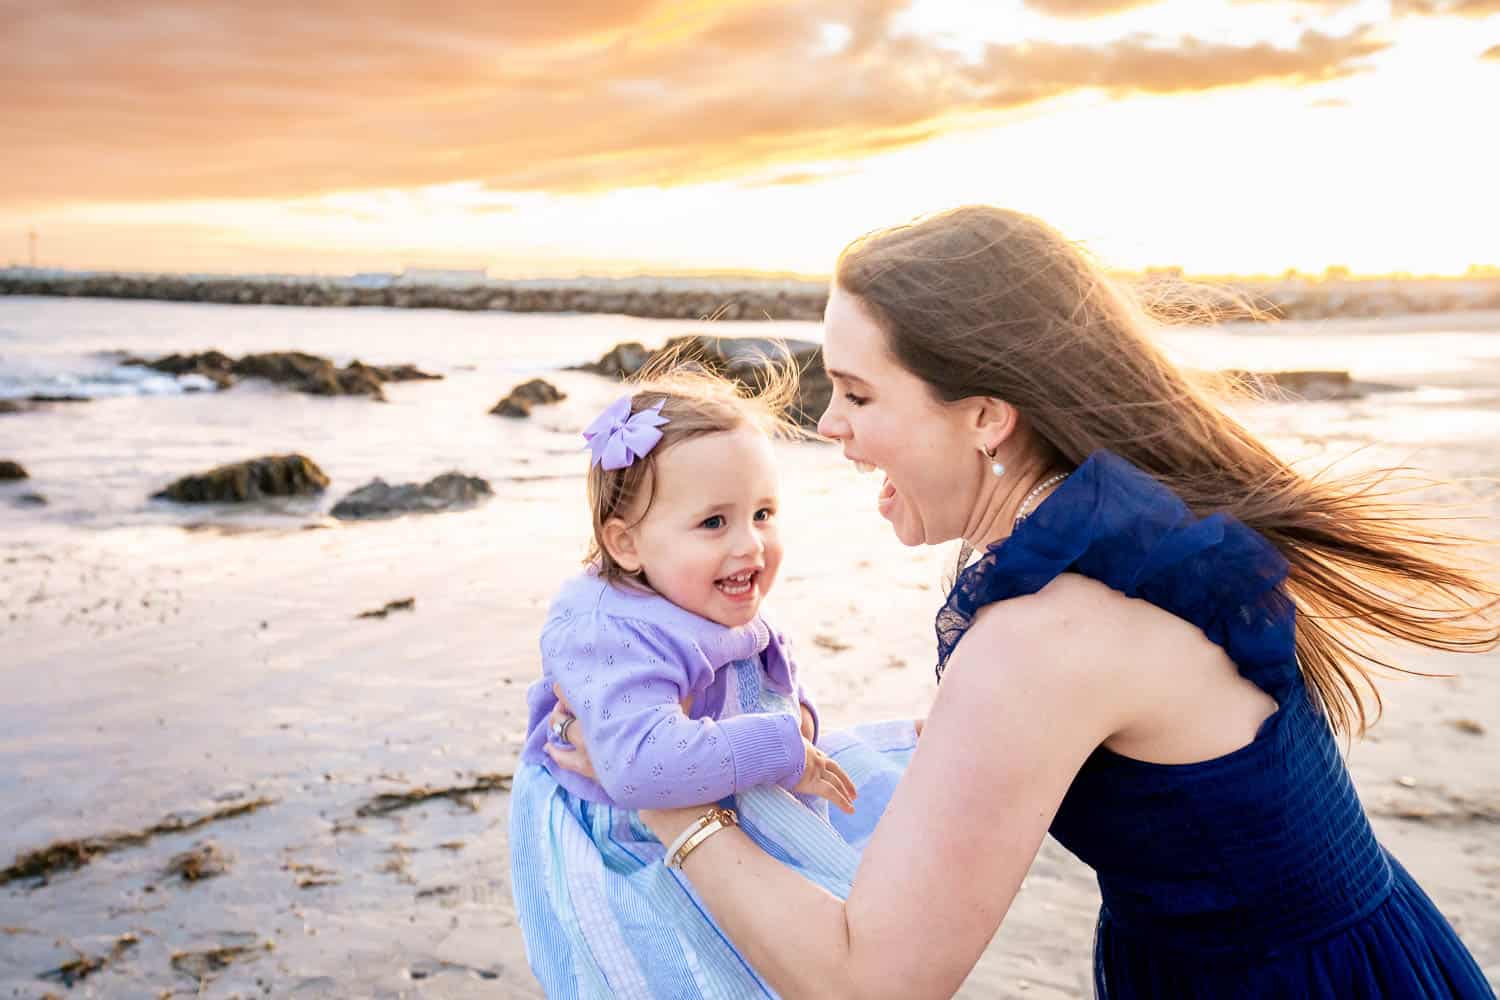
545, 205, 1498, 998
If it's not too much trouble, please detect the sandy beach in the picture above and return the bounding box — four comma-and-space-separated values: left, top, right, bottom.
2, 298, 1498, 998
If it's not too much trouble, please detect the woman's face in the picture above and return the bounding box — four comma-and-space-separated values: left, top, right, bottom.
817, 283, 984, 547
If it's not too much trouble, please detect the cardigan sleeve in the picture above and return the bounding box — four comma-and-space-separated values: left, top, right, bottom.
544, 612, 806, 809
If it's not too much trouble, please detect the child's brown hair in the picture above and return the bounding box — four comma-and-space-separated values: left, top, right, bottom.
586, 351, 802, 586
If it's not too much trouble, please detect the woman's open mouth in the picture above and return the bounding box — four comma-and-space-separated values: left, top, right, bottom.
853, 459, 898, 519
877, 475, 897, 518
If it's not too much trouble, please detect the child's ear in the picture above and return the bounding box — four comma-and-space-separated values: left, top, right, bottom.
601, 517, 642, 573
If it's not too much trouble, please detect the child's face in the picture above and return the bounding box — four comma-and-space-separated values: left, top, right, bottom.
611, 423, 783, 628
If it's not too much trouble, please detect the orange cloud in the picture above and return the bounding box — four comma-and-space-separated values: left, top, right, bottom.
1396, 0, 1500, 13
1018, 0, 1161, 16
0, 1, 1389, 207
1484, 43, 1500, 59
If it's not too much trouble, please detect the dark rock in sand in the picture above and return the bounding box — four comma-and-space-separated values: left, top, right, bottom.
12, 492, 46, 507
331, 472, 492, 519
0, 400, 31, 415
569, 341, 652, 379
164, 841, 232, 882
491, 378, 566, 418
0, 460, 27, 480
25, 393, 91, 403
152, 454, 330, 503
358, 596, 416, 619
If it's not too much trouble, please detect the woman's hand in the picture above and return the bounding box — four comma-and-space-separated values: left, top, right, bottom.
543, 685, 598, 780
543, 684, 694, 783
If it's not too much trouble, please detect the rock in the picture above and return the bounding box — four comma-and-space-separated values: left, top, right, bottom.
152, 454, 330, 503
1225, 369, 1366, 402
573, 335, 831, 428
0, 400, 31, 415
0, 460, 27, 480
25, 393, 90, 403
233, 351, 384, 400
568, 341, 651, 378
164, 841, 232, 882
330, 472, 493, 519
125, 350, 442, 400
490, 378, 566, 418
357, 597, 416, 619
12, 492, 46, 507
126, 350, 236, 389
347, 360, 443, 383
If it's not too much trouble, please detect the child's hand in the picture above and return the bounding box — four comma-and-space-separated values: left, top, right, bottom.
792, 739, 857, 814
799, 703, 816, 743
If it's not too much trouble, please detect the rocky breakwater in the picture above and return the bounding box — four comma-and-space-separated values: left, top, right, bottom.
0, 272, 829, 321
6, 270, 1500, 322
123, 351, 441, 401
571, 334, 831, 429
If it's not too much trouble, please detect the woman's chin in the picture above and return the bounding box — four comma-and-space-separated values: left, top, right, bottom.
886, 511, 926, 547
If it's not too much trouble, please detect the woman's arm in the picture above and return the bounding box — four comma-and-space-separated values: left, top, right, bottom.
641, 581, 1142, 999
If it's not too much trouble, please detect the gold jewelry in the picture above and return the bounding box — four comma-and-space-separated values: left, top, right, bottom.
981, 444, 1005, 478
666, 806, 738, 869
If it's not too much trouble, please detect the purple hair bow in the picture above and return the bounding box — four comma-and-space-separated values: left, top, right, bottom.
583, 396, 669, 470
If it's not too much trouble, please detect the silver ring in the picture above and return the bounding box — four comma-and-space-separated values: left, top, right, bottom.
551, 714, 575, 743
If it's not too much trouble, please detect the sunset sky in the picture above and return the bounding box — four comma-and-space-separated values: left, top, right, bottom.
4, 0, 1498, 278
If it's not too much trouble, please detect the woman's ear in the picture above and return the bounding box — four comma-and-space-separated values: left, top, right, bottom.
973, 396, 1020, 454
601, 517, 642, 573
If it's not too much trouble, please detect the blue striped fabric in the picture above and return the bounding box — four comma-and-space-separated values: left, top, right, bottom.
510, 657, 917, 999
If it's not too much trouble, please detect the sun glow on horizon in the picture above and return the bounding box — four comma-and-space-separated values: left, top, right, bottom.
4, 0, 1498, 278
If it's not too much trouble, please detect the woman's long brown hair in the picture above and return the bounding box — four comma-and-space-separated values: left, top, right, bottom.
837, 204, 1498, 736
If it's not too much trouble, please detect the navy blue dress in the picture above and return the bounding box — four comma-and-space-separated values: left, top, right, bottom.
936, 451, 1495, 998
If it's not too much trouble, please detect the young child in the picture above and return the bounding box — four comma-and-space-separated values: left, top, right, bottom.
509, 371, 917, 999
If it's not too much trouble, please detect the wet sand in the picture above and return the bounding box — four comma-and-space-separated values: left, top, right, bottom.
3, 321, 1498, 997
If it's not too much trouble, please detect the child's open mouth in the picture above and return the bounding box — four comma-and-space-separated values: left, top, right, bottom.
715, 569, 758, 599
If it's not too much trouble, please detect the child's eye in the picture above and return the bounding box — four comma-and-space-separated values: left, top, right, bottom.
700, 515, 725, 530
844, 392, 869, 407
754, 507, 775, 522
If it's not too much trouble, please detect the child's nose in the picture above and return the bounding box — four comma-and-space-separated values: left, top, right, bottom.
730, 523, 764, 557
816, 403, 845, 440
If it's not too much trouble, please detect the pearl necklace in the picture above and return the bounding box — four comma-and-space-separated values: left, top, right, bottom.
1014, 472, 1069, 527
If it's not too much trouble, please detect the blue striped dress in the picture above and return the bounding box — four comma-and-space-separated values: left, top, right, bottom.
509, 651, 915, 999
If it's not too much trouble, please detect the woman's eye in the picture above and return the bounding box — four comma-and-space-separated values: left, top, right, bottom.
701, 515, 725, 530
844, 392, 868, 407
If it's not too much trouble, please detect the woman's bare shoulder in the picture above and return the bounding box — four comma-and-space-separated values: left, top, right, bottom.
963, 572, 1214, 693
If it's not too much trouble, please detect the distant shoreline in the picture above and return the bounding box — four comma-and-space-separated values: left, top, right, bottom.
3, 270, 1499, 323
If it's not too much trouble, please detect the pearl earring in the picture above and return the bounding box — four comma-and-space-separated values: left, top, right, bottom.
982, 445, 1004, 478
